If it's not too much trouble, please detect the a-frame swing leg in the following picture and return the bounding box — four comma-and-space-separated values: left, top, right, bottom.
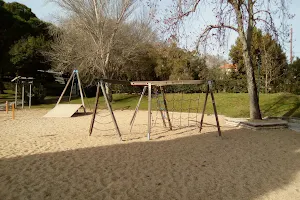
199, 81, 221, 136
130, 86, 147, 125
89, 82, 101, 136
160, 86, 172, 130
199, 84, 209, 133
100, 81, 122, 141
208, 81, 222, 136
68, 73, 75, 102
56, 71, 75, 106
76, 71, 86, 113
147, 83, 152, 140
130, 86, 147, 132
155, 86, 167, 127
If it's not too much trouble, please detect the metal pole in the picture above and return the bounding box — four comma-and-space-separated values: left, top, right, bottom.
147, 83, 152, 140
187, 94, 192, 126
29, 83, 32, 108
179, 92, 184, 127
100, 81, 122, 141
22, 82, 24, 109
15, 83, 17, 108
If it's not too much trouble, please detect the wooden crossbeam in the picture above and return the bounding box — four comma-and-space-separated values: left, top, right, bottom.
102, 79, 131, 85
131, 80, 205, 86
101, 79, 205, 86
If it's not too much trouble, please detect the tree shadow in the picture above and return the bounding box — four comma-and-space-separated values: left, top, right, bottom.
261, 94, 300, 118
283, 102, 300, 118
112, 94, 139, 103
1, 129, 300, 199
72, 112, 93, 118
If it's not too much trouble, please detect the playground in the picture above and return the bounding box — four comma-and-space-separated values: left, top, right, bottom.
0, 77, 300, 199
0, 109, 300, 199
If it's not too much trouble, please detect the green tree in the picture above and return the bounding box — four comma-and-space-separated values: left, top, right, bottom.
154, 43, 189, 80
3, 2, 36, 20
9, 36, 51, 77
189, 55, 208, 80
286, 58, 300, 94
154, 43, 207, 81
163, 0, 291, 119
0, 1, 51, 93
229, 29, 288, 93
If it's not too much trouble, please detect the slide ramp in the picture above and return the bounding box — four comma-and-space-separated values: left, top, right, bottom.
43, 104, 83, 118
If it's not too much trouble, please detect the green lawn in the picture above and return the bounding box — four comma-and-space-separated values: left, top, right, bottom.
0, 90, 15, 104
1, 90, 299, 118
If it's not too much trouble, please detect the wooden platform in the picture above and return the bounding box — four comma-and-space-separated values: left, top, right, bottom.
240, 119, 288, 130
43, 104, 83, 118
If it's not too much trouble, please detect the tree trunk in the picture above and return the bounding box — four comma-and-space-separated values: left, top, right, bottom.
242, 47, 262, 119
231, 0, 262, 120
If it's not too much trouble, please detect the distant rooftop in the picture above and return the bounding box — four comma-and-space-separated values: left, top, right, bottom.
220, 63, 237, 69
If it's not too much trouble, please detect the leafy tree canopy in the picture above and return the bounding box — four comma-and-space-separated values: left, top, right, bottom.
0, 1, 51, 77
9, 36, 51, 77
0, 1, 52, 94
3, 2, 36, 21
229, 28, 288, 92
154, 43, 207, 81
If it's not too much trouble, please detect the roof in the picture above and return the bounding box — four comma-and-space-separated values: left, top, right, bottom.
220, 63, 237, 69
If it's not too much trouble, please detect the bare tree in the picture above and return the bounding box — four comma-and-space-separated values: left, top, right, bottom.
155, 0, 292, 119
47, 0, 140, 101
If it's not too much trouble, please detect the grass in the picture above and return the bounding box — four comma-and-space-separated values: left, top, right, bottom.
0, 90, 15, 104
1, 89, 299, 118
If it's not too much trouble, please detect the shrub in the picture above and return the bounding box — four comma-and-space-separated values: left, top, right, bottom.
25, 83, 46, 105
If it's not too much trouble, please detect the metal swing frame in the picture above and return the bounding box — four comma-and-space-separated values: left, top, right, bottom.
89, 79, 221, 140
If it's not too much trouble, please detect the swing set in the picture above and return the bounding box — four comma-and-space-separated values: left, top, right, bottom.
89, 79, 221, 141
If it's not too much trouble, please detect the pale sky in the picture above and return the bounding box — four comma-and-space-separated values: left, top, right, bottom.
4, 0, 300, 61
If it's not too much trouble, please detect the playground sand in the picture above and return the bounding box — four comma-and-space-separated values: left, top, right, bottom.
1, 109, 300, 200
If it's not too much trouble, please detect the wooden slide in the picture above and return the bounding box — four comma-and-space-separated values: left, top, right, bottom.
43, 70, 86, 118
43, 104, 83, 118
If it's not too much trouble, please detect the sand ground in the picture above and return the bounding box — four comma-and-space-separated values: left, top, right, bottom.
0, 109, 300, 200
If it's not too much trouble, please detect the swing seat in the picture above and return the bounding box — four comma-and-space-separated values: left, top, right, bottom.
43, 104, 83, 118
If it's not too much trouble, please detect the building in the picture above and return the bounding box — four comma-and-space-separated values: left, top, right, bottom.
220, 63, 238, 74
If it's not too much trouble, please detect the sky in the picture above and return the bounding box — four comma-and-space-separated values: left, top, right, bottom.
4, 0, 300, 61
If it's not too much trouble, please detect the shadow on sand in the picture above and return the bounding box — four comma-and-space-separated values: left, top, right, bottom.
1, 129, 300, 199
